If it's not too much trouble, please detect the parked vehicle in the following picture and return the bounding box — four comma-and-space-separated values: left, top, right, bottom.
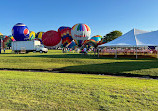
11, 40, 48, 54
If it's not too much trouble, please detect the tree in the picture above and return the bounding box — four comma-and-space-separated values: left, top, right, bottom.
103, 30, 122, 43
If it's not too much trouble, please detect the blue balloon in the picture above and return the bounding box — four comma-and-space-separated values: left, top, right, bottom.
12, 23, 30, 41
90, 37, 101, 42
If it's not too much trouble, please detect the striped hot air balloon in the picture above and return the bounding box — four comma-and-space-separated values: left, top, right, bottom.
71, 23, 91, 47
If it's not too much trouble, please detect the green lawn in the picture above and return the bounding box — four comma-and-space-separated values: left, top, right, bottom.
1, 50, 158, 77
0, 71, 157, 110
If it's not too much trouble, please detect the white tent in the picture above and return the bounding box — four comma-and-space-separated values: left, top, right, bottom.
136, 30, 158, 46
99, 29, 149, 47
98, 28, 158, 58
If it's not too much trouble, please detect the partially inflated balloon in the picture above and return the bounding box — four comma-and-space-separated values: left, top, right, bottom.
29, 31, 36, 40
60, 28, 73, 47
97, 39, 106, 45
8, 35, 16, 42
35, 32, 44, 43
12, 23, 29, 41
36, 32, 44, 39
2, 36, 11, 48
67, 40, 76, 48
71, 23, 91, 47
83, 39, 98, 48
42, 30, 61, 46
91, 35, 102, 42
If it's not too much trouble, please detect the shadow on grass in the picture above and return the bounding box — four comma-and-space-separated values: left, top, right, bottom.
8, 53, 158, 60
0, 60, 158, 79
0, 53, 13, 54
62, 60, 158, 79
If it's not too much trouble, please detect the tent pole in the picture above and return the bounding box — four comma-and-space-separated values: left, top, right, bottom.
136, 46, 138, 59
97, 47, 99, 58
115, 47, 117, 58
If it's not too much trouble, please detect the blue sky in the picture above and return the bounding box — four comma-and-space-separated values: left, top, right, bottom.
0, 0, 158, 36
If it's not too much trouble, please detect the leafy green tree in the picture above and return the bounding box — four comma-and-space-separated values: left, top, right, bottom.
103, 30, 122, 43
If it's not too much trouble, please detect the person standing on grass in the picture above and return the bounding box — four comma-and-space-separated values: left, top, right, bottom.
84, 47, 87, 55
3, 48, 5, 53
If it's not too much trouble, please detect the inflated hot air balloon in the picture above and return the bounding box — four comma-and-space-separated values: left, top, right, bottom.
0, 33, 3, 39
36, 32, 44, 39
58, 26, 72, 47
58, 26, 71, 33
42, 30, 61, 46
91, 35, 102, 42
29, 31, 36, 40
60, 28, 73, 47
71, 23, 91, 47
2, 36, 11, 48
12, 23, 30, 41
83, 39, 98, 48
97, 39, 106, 45
35, 32, 44, 43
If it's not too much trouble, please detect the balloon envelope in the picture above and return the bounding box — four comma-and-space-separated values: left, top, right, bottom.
60, 28, 73, 47
42, 30, 61, 46
71, 23, 91, 47
91, 35, 102, 42
83, 39, 98, 48
12, 23, 29, 41
2, 36, 12, 48
29, 31, 36, 40
58, 26, 71, 33
67, 40, 76, 48
36, 32, 44, 39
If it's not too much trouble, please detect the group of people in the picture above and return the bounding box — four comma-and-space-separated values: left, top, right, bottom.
62, 46, 99, 56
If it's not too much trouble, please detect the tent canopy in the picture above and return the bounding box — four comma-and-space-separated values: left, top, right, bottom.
99, 28, 158, 47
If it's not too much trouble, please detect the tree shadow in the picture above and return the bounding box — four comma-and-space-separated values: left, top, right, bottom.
62, 60, 158, 78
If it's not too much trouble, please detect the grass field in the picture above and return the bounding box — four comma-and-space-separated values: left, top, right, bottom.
0, 50, 158, 110
0, 71, 158, 110
1, 50, 158, 77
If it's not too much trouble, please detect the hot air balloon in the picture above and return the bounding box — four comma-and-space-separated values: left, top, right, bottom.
12, 23, 30, 41
35, 32, 44, 43
2, 36, 11, 48
67, 40, 77, 48
97, 39, 106, 45
71, 23, 91, 47
29, 31, 36, 40
0, 33, 3, 39
58, 26, 71, 33
83, 39, 98, 48
91, 35, 102, 42
9, 35, 16, 41
60, 29, 73, 47
58, 26, 73, 47
42, 30, 61, 46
